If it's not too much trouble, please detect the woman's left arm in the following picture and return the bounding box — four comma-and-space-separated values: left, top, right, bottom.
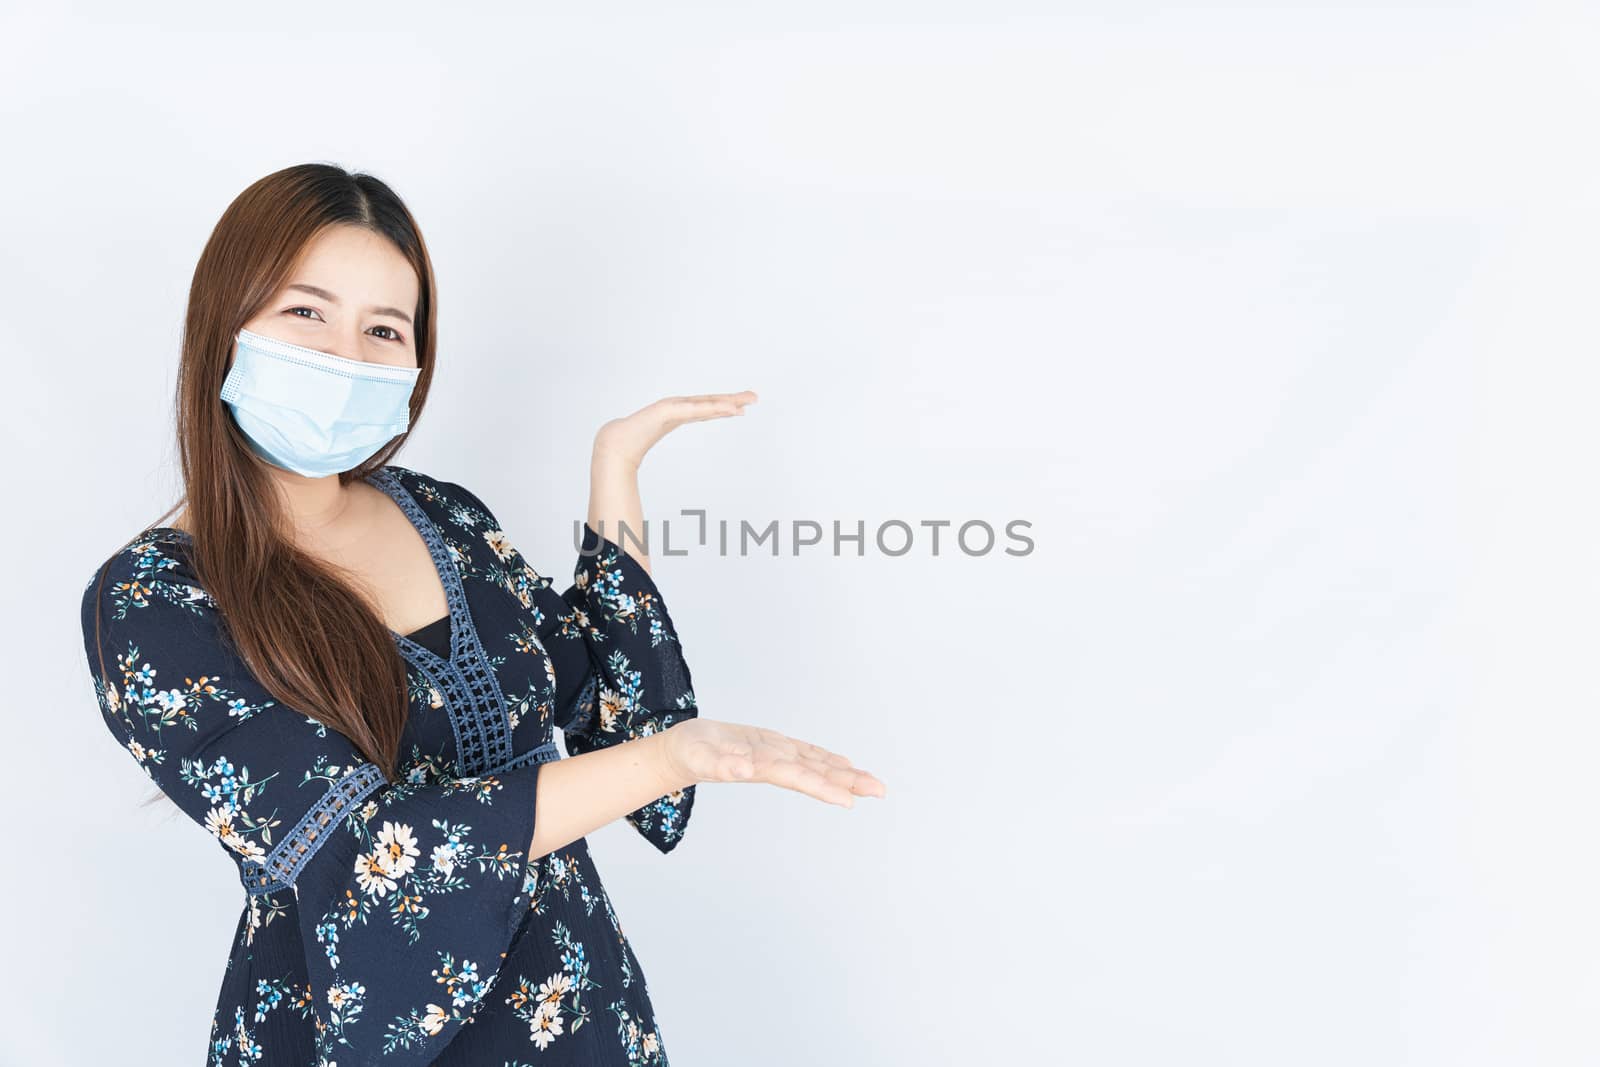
585, 390, 758, 574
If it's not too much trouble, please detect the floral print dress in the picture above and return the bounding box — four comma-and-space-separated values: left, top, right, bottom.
79, 464, 699, 1067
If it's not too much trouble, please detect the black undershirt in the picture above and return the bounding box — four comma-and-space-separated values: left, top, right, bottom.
405, 614, 451, 657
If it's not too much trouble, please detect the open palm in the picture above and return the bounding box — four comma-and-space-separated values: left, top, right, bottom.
660, 718, 887, 809
593, 391, 758, 471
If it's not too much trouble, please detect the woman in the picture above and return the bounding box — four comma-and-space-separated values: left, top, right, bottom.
79, 162, 887, 1067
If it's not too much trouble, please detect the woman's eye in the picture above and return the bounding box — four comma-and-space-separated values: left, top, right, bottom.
281, 307, 401, 343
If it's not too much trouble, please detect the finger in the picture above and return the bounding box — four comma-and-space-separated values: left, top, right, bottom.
677, 391, 757, 404
800, 755, 883, 799
684, 397, 753, 421
790, 746, 885, 798
658, 393, 757, 420
764, 756, 856, 807
849, 770, 887, 797
777, 735, 857, 767
657, 393, 751, 409
762, 734, 859, 780
791, 739, 858, 770
799, 757, 867, 796
746, 728, 837, 771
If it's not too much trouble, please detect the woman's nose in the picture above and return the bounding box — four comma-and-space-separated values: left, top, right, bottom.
329, 330, 373, 364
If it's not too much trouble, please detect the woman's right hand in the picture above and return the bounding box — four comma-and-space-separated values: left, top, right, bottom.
656, 718, 887, 808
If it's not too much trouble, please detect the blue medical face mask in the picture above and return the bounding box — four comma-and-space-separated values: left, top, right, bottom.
220, 327, 421, 479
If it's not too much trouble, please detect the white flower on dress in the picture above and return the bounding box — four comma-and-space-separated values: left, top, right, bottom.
204, 804, 238, 840
244, 894, 263, 946
354, 851, 397, 897
221, 832, 266, 863
519, 563, 545, 608
432, 842, 459, 876
420, 1003, 449, 1036
327, 981, 364, 1013
529, 1006, 565, 1049
483, 529, 516, 563
597, 687, 627, 733
375, 821, 420, 878
536, 972, 571, 1015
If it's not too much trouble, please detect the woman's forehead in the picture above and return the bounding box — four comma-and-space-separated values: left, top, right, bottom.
285, 225, 419, 305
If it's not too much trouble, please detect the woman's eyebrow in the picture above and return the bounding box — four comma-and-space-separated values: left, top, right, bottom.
286, 282, 413, 324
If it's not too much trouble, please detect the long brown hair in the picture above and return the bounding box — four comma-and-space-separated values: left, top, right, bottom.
92, 163, 439, 806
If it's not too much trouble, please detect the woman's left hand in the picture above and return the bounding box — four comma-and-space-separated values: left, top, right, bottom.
592, 391, 758, 471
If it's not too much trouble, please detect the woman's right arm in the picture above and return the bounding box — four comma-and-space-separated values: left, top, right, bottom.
504, 507, 885, 859
529, 728, 690, 858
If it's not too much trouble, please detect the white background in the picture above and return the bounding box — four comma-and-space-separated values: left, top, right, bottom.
2, 2, 1594, 1064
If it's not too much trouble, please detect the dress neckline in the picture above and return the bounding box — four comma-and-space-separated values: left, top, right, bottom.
361, 466, 472, 669
132, 465, 474, 670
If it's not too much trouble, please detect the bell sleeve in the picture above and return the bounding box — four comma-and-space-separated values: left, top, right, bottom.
80, 537, 542, 1067
553, 521, 700, 854
438, 478, 700, 855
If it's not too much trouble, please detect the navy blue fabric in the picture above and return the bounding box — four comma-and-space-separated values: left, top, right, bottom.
80, 464, 699, 1066
403, 613, 451, 658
